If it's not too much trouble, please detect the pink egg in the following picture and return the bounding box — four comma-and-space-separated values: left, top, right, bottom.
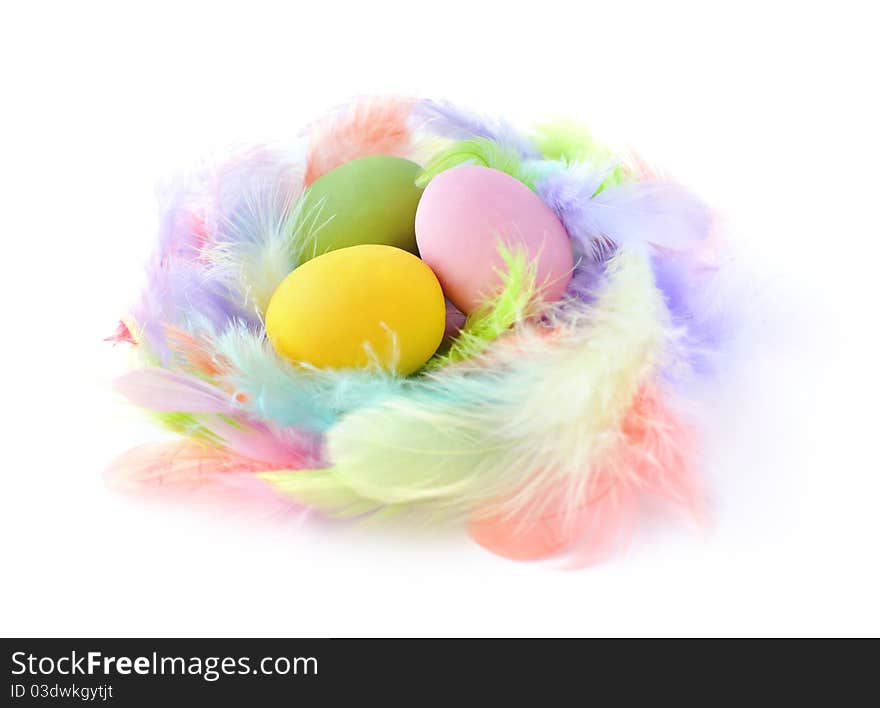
415, 165, 573, 314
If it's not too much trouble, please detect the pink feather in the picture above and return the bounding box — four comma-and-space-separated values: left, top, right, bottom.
114, 368, 238, 414
468, 384, 703, 564
113, 364, 326, 471
303, 96, 414, 186
201, 417, 325, 470
105, 320, 136, 346
106, 441, 272, 491
105, 441, 304, 516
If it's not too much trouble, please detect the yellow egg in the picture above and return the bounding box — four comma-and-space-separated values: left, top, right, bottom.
265, 245, 446, 375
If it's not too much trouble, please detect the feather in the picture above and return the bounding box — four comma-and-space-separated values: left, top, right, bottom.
588, 181, 712, 253
105, 320, 137, 346
537, 162, 618, 259
131, 261, 259, 360
163, 325, 225, 376
562, 258, 607, 303
106, 441, 274, 491
130, 146, 308, 356
532, 117, 627, 190
413, 99, 538, 158
468, 383, 701, 563
261, 250, 676, 536
153, 173, 211, 263
426, 246, 536, 370
257, 467, 380, 517
537, 164, 712, 260
415, 138, 540, 190
149, 411, 220, 443
201, 145, 305, 315
115, 368, 238, 414
202, 417, 325, 470
105, 441, 302, 516
303, 96, 414, 186
468, 476, 634, 563
650, 242, 737, 377
114, 365, 326, 468
209, 325, 409, 431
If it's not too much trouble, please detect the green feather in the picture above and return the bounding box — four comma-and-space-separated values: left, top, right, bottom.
427, 246, 535, 370
415, 138, 539, 190
258, 469, 380, 516
533, 119, 627, 193
150, 411, 220, 442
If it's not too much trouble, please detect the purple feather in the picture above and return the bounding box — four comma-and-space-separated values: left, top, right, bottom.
540, 162, 726, 373
537, 165, 712, 260
562, 258, 606, 304
537, 163, 616, 259
154, 185, 206, 263
202, 144, 302, 243
413, 99, 539, 158
131, 149, 298, 356
132, 259, 259, 357
652, 247, 734, 376
588, 181, 712, 251
204, 416, 326, 469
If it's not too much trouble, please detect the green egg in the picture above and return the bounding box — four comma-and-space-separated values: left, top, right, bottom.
294, 155, 423, 263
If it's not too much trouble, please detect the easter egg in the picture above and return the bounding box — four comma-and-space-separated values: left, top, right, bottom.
265, 245, 445, 375
294, 155, 423, 263
415, 165, 573, 314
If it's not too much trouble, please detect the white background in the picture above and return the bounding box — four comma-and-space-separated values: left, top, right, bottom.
2, 1, 878, 637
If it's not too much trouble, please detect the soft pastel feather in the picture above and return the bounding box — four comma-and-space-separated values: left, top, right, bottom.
130, 145, 306, 357
415, 138, 540, 190
209, 325, 408, 431
200, 145, 305, 315
131, 259, 259, 359
468, 383, 701, 562
413, 99, 538, 158
106, 441, 277, 492
532, 118, 627, 191
105, 440, 302, 516
304, 96, 415, 186
115, 368, 239, 414
114, 364, 325, 466
426, 246, 536, 370
537, 163, 712, 260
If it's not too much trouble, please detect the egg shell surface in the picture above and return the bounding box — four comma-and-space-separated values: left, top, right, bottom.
295, 155, 423, 263
415, 165, 574, 314
265, 245, 445, 375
